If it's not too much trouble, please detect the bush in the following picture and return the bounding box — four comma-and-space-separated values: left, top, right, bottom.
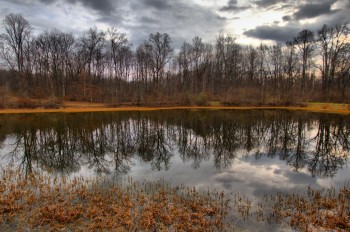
196, 92, 209, 106
181, 94, 192, 106
16, 98, 37, 109
43, 99, 62, 109
32, 87, 47, 99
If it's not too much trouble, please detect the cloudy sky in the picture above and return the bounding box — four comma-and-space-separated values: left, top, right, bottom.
0, 0, 349, 48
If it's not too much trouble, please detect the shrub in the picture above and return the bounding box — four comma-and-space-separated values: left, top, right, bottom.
16, 98, 37, 109
196, 92, 208, 106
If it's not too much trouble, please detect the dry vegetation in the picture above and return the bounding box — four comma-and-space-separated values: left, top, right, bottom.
267, 186, 350, 231
0, 168, 229, 231
1, 166, 349, 231
228, 186, 350, 231
1, 101, 350, 115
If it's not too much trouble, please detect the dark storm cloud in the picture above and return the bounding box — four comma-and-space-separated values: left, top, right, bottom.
292, 0, 338, 20
244, 25, 299, 42
219, 0, 249, 12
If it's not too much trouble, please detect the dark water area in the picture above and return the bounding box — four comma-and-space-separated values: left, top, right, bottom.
0, 110, 349, 229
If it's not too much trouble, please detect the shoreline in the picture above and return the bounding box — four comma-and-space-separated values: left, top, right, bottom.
1, 104, 350, 115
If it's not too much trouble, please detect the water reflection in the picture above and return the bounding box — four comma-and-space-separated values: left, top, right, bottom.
0, 110, 349, 179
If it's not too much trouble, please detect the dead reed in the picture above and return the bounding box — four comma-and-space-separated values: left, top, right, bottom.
0, 168, 229, 231
1, 167, 349, 231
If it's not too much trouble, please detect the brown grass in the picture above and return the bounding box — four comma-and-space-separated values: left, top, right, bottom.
267, 186, 350, 231
1, 167, 349, 231
0, 101, 349, 115
0, 168, 229, 231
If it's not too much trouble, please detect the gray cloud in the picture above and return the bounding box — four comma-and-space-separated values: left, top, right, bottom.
3, 0, 347, 48
139, 16, 159, 25
254, 0, 288, 8
245, 0, 350, 43
125, 0, 225, 48
292, 0, 338, 20
219, 0, 249, 12
143, 0, 172, 10
69, 0, 116, 15
243, 25, 300, 42
282, 15, 291, 21
0, 0, 226, 48
3, 0, 118, 15
38, 0, 56, 3
245, 8, 349, 43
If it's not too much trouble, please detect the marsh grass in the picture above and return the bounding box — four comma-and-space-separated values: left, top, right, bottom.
269, 186, 350, 231
230, 185, 350, 232
0, 168, 229, 231
1, 167, 349, 231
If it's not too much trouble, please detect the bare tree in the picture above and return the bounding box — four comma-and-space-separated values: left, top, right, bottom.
268, 43, 283, 97
245, 45, 258, 84
147, 32, 173, 83
77, 27, 105, 99
177, 41, 193, 92
257, 43, 269, 102
108, 28, 133, 101
192, 36, 205, 93
35, 30, 75, 97
0, 39, 16, 70
317, 24, 349, 100
0, 13, 32, 72
294, 29, 315, 95
284, 41, 298, 93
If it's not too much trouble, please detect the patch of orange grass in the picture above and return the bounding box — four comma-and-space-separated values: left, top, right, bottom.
1, 101, 350, 114
63, 101, 107, 108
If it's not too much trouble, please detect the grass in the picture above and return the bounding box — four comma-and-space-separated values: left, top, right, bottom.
1, 167, 349, 231
1, 101, 350, 115
0, 167, 229, 231
229, 186, 350, 231
268, 185, 350, 231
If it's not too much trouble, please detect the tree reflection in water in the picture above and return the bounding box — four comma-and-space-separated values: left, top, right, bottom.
0, 110, 349, 177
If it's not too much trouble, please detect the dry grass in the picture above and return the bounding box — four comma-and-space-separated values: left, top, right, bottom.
266, 186, 350, 231
1, 101, 350, 115
0, 167, 349, 231
230, 186, 350, 232
0, 167, 229, 231
63, 101, 107, 108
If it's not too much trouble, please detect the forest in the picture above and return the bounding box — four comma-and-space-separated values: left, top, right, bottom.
0, 13, 349, 108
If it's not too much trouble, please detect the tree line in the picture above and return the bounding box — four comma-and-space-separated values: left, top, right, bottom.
0, 13, 349, 106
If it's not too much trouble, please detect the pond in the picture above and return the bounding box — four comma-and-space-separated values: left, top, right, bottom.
0, 110, 349, 229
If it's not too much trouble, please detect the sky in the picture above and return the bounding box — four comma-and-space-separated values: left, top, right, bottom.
0, 0, 349, 48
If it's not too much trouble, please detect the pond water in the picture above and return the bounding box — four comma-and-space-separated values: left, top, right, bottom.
0, 110, 349, 229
